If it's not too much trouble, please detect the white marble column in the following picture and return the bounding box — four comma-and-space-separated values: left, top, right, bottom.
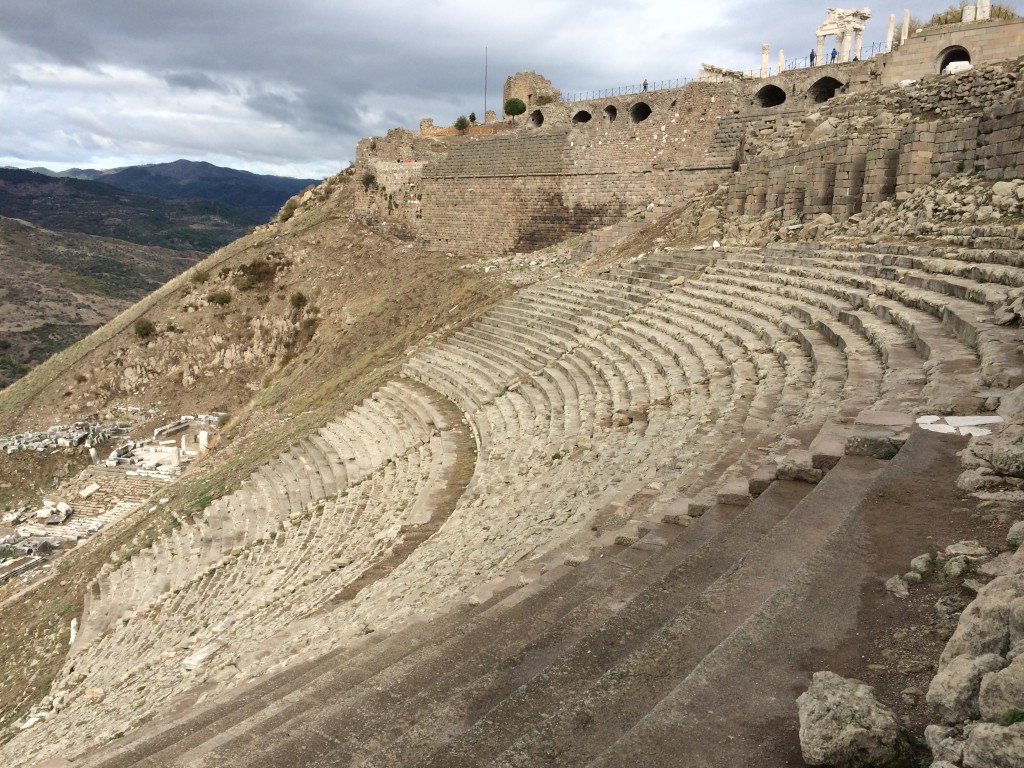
816, 35, 825, 65
841, 29, 853, 62
761, 43, 770, 77
886, 13, 896, 51
778, 49, 785, 73
901, 9, 910, 44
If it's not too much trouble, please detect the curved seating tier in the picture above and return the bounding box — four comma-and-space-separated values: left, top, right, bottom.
10, 232, 1021, 767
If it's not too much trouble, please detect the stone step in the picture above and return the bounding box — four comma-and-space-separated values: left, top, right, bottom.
445, 456, 884, 767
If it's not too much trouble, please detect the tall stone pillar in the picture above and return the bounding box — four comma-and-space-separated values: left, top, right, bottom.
886, 14, 896, 51
841, 30, 853, 62
778, 49, 785, 73
816, 35, 825, 65
760, 44, 770, 77
901, 9, 910, 44
978, 0, 991, 20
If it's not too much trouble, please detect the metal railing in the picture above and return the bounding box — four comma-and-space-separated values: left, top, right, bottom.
560, 41, 888, 103
562, 77, 692, 103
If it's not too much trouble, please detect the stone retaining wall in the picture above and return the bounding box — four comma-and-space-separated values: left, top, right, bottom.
727, 56, 1024, 219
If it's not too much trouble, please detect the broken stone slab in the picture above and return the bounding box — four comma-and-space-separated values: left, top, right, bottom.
777, 450, 824, 484
78, 483, 100, 499
181, 638, 227, 671
855, 411, 915, 429
946, 541, 992, 560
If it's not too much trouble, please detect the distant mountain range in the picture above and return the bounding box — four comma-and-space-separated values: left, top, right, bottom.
23, 159, 320, 222
0, 159, 321, 387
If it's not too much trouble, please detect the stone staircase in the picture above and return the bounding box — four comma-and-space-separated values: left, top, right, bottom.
7, 229, 1023, 767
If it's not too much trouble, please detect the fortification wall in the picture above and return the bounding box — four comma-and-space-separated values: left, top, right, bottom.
406, 81, 747, 254
728, 56, 1024, 220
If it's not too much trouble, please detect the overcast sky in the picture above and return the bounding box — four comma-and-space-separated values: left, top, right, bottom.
0, 1, 966, 179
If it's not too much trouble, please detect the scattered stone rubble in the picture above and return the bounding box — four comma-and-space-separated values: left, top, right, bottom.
2, 422, 129, 455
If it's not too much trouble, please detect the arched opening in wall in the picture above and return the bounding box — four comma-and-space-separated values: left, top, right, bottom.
572, 110, 593, 124
754, 84, 787, 108
529, 110, 545, 127
629, 102, 652, 123
938, 46, 972, 74
603, 105, 617, 122
808, 77, 843, 103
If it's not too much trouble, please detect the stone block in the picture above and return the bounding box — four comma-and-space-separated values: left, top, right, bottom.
811, 438, 845, 470
717, 478, 751, 507
748, 463, 777, 497
846, 428, 901, 460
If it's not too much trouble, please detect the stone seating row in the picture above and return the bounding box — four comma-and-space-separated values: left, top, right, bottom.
74, 379, 448, 650
714, 253, 1014, 398
78, 449, 889, 768
59, 436, 449, 745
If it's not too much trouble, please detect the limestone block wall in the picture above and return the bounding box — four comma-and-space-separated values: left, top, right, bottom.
727, 55, 1024, 219
881, 18, 1024, 84
416, 129, 623, 254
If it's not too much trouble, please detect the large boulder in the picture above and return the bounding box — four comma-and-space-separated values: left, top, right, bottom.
927, 654, 1007, 723
797, 671, 913, 767
978, 655, 1024, 723
940, 575, 1024, 665
990, 424, 1024, 478
962, 721, 1024, 768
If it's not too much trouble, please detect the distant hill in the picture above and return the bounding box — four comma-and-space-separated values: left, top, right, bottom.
0, 168, 258, 251
21, 160, 320, 221
0, 215, 203, 388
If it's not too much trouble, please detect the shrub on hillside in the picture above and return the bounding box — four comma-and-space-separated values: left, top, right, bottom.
279, 198, 299, 222
134, 318, 157, 339
207, 290, 232, 306
234, 259, 277, 291
361, 172, 377, 191
454, 115, 470, 133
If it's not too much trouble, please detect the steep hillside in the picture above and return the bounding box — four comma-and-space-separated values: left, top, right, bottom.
0, 169, 258, 251
0, 216, 203, 389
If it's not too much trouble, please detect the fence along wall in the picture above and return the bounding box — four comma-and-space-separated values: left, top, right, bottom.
727, 55, 1024, 220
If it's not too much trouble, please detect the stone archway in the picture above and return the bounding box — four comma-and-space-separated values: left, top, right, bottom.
754, 84, 787, 108
603, 105, 618, 123
629, 102, 652, 123
938, 46, 972, 74
529, 109, 545, 127
572, 110, 593, 124
808, 76, 844, 103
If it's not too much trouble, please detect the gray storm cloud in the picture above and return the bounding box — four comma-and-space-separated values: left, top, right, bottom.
0, 1, 949, 177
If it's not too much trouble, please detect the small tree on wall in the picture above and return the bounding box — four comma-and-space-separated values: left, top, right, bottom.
504, 97, 526, 123
469, 112, 477, 123
453, 115, 470, 133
